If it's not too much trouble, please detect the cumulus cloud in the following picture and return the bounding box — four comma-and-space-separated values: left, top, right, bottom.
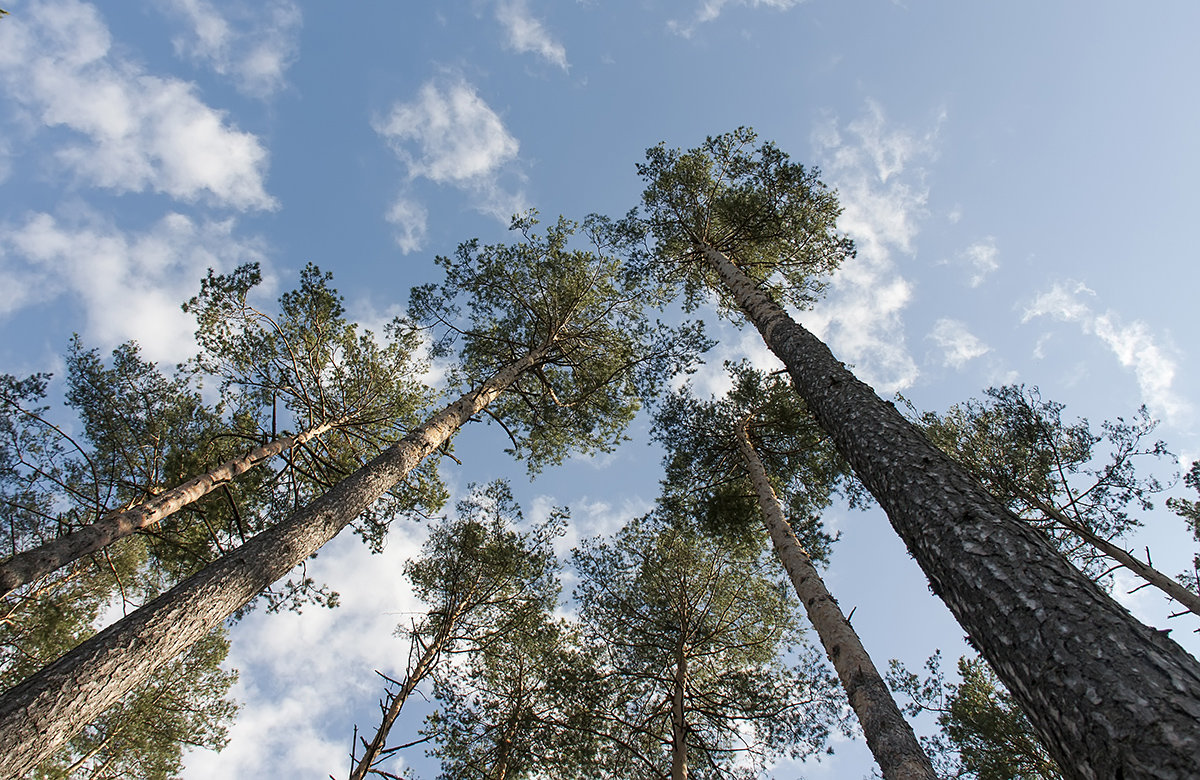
182, 524, 431, 779
668, 0, 805, 37
959, 237, 999, 287
1, 210, 269, 362
1023, 281, 1192, 425
385, 197, 429, 255
159, 0, 302, 99
0, 0, 277, 210
495, 0, 569, 71
803, 100, 940, 392
375, 77, 527, 245
928, 318, 990, 369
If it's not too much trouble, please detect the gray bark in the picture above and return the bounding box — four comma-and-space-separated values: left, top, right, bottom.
0, 418, 342, 598
736, 420, 936, 780
0, 353, 540, 779
701, 243, 1200, 780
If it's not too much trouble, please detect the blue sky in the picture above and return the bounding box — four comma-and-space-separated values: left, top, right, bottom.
3, 1, 1200, 777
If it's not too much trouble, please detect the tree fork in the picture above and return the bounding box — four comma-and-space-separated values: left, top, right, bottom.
701, 243, 1200, 779
0, 352, 542, 778
735, 419, 936, 780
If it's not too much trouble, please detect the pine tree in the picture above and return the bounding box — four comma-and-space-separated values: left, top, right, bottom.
889, 651, 1063, 780
348, 481, 564, 780
654, 364, 934, 779
572, 512, 842, 779
911, 385, 1200, 618
628, 128, 1200, 777
0, 213, 701, 777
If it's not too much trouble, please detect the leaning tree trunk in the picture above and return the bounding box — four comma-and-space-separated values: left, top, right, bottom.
0, 417, 346, 599
1016, 487, 1200, 619
701, 243, 1200, 780
349, 598, 472, 780
735, 420, 935, 780
0, 351, 545, 779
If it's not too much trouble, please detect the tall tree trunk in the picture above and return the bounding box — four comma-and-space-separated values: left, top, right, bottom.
0, 418, 345, 599
670, 638, 688, 780
701, 243, 1200, 779
735, 420, 936, 780
0, 352, 544, 779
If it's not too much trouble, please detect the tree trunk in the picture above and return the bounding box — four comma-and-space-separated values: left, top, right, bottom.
349, 637, 445, 780
735, 420, 936, 780
0, 418, 345, 599
671, 637, 687, 780
701, 243, 1200, 780
0, 352, 543, 779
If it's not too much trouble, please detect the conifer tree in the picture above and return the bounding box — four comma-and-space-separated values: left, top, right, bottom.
0, 213, 701, 777
628, 128, 1200, 777
912, 385, 1200, 618
654, 364, 935, 779
572, 512, 842, 779
348, 481, 564, 780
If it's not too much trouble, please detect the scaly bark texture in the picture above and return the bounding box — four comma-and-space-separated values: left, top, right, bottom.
0, 418, 342, 598
0, 353, 541, 779
702, 244, 1200, 780
735, 420, 935, 780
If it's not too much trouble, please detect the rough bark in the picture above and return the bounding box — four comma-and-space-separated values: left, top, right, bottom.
0, 418, 343, 599
0, 353, 542, 779
735, 420, 936, 780
701, 243, 1200, 780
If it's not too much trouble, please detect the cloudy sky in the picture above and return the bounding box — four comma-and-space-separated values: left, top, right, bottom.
3, 1, 1200, 777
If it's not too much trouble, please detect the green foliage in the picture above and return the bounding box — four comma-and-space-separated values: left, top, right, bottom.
428, 616, 599, 780
888, 652, 1062, 780
184, 261, 444, 551
571, 513, 842, 778
409, 211, 709, 473
911, 385, 1170, 582
631, 127, 854, 316
652, 361, 863, 560
1, 349, 240, 779
1167, 460, 1200, 594
356, 481, 569, 779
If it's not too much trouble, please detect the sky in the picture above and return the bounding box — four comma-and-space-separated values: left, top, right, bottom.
2, 1, 1200, 777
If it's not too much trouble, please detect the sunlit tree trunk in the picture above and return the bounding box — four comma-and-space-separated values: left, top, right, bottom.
701, 242, 1200, 780
0, 418, 345, 598
0, 351, 544, 779
736, 419, 935, 780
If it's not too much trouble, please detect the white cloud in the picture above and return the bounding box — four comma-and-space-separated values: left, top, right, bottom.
1023, 281, 1192, 426
0, 0, 277, 210
385, 197, 429, 254
803, 101, 940, 392
928, 318, 990, 369
375, 77, 527, 225
669, 0, 805, 38
160, 0, 302, 99
495, 0, 569, 71
1, 210, 269, 363
960, 237, 998, 287
182, 523, 431, 779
